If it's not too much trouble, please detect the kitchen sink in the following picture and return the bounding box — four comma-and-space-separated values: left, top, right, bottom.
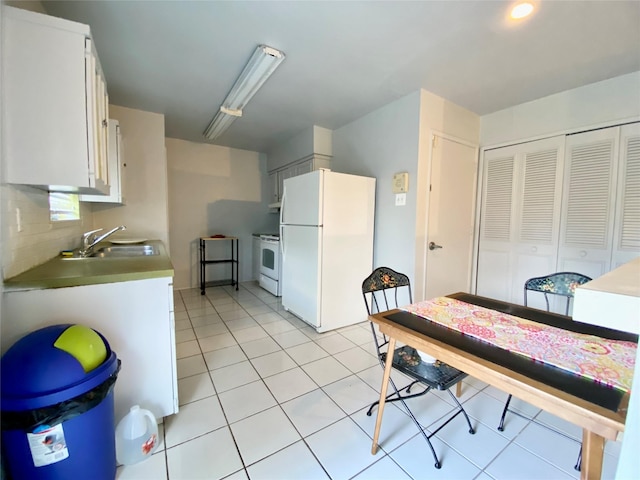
62, 244, 159, 259
92, 245, 159, 257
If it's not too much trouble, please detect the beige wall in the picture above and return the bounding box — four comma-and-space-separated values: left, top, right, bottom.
92, 105, 169, 247
166, 138, 276, 290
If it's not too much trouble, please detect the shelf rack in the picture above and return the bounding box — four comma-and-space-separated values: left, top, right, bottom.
199, 236, 239, 295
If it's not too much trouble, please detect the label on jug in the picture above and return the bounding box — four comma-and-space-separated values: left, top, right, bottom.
142, 433, 157, 455
27, 424, 69, 467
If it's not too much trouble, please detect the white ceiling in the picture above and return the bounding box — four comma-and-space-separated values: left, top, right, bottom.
43, 1, 640, 153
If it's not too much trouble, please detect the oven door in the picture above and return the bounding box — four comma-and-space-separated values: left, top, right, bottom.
259, 238, 280, 279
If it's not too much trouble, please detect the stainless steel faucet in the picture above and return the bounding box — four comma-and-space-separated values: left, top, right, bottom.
80, 225, 126, 256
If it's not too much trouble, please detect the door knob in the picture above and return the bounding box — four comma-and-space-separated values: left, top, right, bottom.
429, 242, 443, 251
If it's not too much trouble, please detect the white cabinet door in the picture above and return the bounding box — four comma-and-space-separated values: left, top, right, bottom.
2, 7, 109, 194
268, 172, 278, 204
557, 127, 619, 279
2, 278, 178, 422
294, 159, 313, 176
269, 155, 332, 203
81, 120, 125, 204
279, 165, 296, 201
612, 123, 640, 268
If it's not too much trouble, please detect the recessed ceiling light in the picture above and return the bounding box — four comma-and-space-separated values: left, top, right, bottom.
511, 2, 534, 19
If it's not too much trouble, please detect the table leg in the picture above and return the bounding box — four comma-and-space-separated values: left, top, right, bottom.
581, 429, 604, 480
200, 239, 205, 295
371, 337, 396, 455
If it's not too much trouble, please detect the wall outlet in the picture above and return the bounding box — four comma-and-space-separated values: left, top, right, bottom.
395, 193, 406, 206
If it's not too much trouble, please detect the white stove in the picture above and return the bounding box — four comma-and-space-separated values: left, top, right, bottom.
258, 234, 282, 296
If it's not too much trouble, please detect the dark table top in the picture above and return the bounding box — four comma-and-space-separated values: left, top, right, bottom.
384, 292, 637, 413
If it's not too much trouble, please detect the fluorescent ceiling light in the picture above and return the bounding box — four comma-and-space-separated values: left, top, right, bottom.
203, 45, 285, 140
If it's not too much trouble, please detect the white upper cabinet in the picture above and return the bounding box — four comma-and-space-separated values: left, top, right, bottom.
269, 154, 332, 206
2, 7, 109, 194
80, 120, 125, 204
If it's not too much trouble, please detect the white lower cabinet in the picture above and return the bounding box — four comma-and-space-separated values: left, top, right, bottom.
2, 277, 178, 423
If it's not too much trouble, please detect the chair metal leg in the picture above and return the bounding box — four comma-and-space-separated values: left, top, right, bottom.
497, 394, 513, 431
366, 380, 427, 416
386, 377, 443, 468
575, 446, 582, 471
446, 388, 475, 434
368, 378, 474, 469
498, 392, 582, 471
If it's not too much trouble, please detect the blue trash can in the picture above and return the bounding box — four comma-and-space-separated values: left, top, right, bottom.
1, 325, 120, 480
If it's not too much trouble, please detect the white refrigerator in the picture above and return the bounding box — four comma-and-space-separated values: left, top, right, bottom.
280, 169, 376, 332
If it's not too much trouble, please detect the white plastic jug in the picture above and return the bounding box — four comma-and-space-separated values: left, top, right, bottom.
115, 405, 158, 465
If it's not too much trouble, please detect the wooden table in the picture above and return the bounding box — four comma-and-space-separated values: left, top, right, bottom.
370, 292, 636, 480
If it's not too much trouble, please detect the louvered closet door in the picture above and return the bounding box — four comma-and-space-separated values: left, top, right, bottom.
476, 149, 516, 301
557, 127, 619, 279
511, 137, 565, 308
476, 136, 564, 304
612, 122, 640, 268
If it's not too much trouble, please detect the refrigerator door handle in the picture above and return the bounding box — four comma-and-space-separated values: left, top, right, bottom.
279, 188, 286, 225
280, 226, 285, 260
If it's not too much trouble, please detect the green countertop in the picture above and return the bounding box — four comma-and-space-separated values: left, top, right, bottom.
3, 240, 174, 291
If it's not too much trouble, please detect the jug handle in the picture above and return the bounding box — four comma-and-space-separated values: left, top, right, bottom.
142, 409, 157, 430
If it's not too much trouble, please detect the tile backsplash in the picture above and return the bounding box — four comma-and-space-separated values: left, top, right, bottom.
1, 184, 91, 279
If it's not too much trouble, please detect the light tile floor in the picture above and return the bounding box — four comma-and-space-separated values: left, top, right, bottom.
116, 283, 622, 480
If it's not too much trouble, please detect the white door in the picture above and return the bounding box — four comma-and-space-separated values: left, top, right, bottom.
511, 137, 565, 308
557, 127, 619, 279
425, 135, 478, 299
476, 136, 565, 307
280, 170, 322, 226
281, 225, 322, 327
612, 122, 640, 268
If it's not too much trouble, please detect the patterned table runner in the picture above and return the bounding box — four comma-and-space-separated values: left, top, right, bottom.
402, 297, 636, 392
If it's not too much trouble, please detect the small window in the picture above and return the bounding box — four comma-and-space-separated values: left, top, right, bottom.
49, 193, 80, 222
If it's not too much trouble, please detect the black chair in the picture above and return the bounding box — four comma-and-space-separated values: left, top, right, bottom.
362, 267, 475, 469
499, 271, 592, 471
524, 271, 592, 315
